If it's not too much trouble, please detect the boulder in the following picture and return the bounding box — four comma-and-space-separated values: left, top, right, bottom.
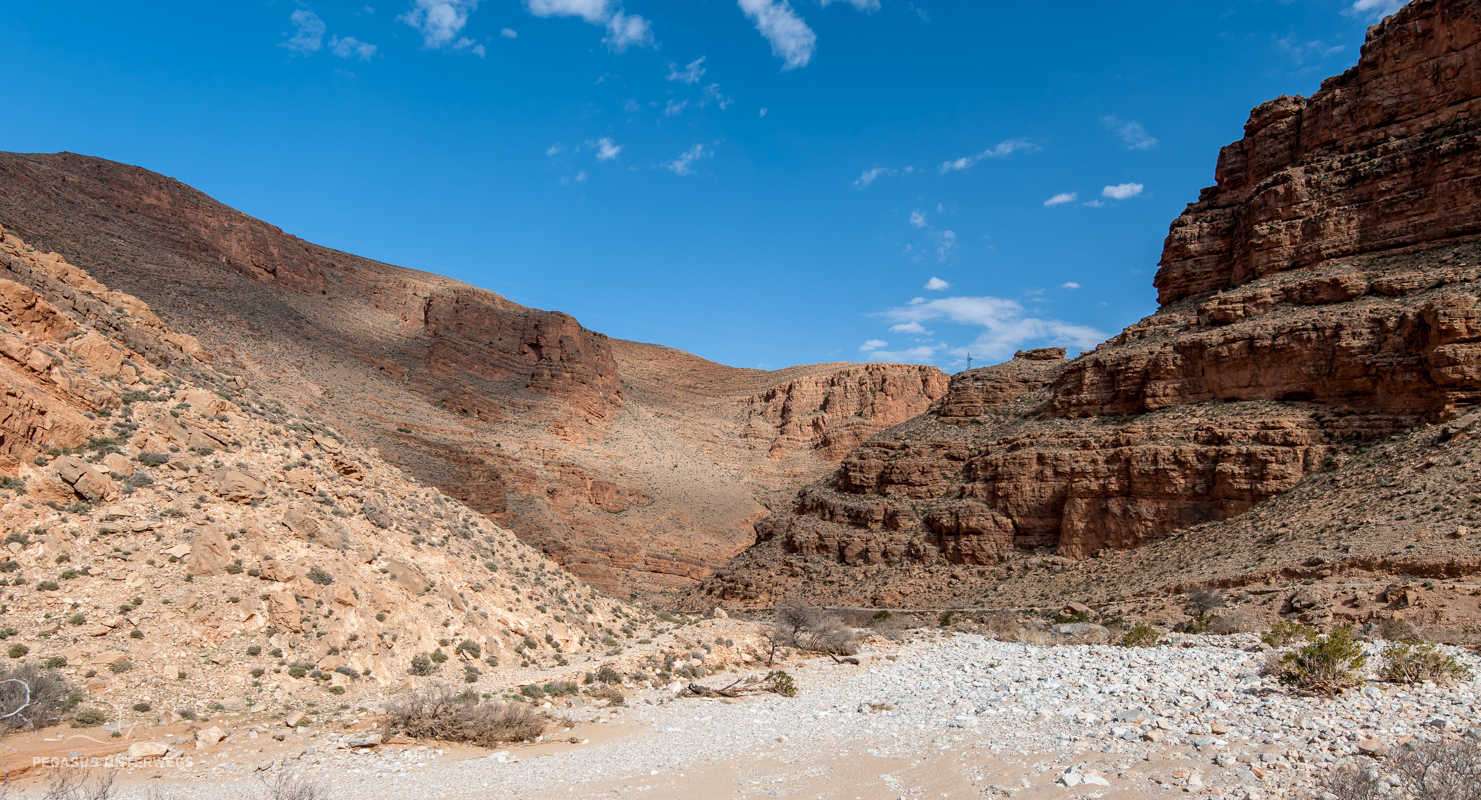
126, 741, 170, 759
53, 455, 116, 503
213, 468, 263, 502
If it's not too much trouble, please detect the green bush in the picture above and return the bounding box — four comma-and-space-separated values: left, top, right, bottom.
287, 666, 308, 679
430, 649, 449, 664
327, 685, 346, 695
306, 567, 333, 586
137, 452, 170, 467
71, 707, 108, 728
132, 702, 151, 712
108, 659, 133, 674
595, 665, 623, 684
1378, 640, 1474, 685
246, 645, 261, 656
1279, 627, 1367, 695
1262, 620, 1317, 648
67, 613, 86, 626
37, 581, 59, 591
408, 653, 435, 676
43, 656, 67, 669
7, 644, 28, 659
1118, 624, 1160, 647
455, 639, 481, 659
766, 670, 797, 697
871, 610, 892, 624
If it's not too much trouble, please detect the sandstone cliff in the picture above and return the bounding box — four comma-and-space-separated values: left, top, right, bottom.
690, 0, 1481, 610
0, 154, 947, 597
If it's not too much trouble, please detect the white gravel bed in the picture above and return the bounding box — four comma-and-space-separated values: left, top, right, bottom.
59, 633, 1481, 799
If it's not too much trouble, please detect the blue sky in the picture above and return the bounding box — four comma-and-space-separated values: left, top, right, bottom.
5, 0, 1407, 371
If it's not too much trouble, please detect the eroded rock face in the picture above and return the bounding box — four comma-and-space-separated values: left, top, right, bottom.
1156, 0, 1481, 305
690, 0, 1481, 608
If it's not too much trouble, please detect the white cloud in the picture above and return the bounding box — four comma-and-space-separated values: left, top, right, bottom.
1346, 0, 1408, 20
593, 137, 623, 161
501, 27, 518, 37
889, 321, 928, 334
908, 297, 925, 305
1082, 200, 1104, 208
737, 0, 816, 71
1101, 116, 1157, 150
1044, 192, 1077, 207
663, 100, 689, 118
329, 35, 378, 60
859, 339, 888, 352
664, 144, 713, 176
821, 0, 880, 9
865, 344, 942, 364
925, 277, 949, 291
546, 143, 563, 156
939, 138, 1038, 174
1102, 183, 1144, 200
879, 296, 1106, 361
668, 57, 707, 84
909, 210, 927, 229
285, 10, 326, 55
526, 0, 653, 51
933, 230, 957, 262
1061, 282, 1081, 289
702, 84, 733, 110
575, 171, 588, 182
398, 0, 487, 54
759, 108, 768, 118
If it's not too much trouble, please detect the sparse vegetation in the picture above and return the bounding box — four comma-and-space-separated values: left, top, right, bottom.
769, 600, 858, 656
0, 661, 79, 734
1379, 640, 1474, 685
1117, 624, 1160, 648
1278, 627, 1367, 695
1261, 620, 1317, 648
383, 685, 544, 745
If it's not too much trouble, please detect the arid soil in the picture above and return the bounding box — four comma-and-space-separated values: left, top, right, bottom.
0, 153, 946, 599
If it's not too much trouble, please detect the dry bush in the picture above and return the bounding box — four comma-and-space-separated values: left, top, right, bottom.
1374, 617, 1422, 642
383, 685, 544, 746
589, 685, 624, 705
1117, 624, 1161, 648
978, 611, 1023, 641
1184, 589, 1225, 616
1262, 620, 1318, 648
1318, 763, 1386, 800
1209, 610, 1255, 635
0, 662, 78, 735
771, 601, 858, 656
1388, 736, 1481, 800
42, 767, 114, 800
1379, 641, 1474, 685
261, 772, 330, 800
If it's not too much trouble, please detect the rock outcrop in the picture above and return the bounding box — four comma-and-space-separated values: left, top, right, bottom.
690, 0, 1481, 609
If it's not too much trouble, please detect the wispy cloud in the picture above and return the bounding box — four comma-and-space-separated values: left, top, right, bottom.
546, 143, 563, 156
592, 137, 623, 161
668, 56, 707, 84
889, 321, 928, 334
526, 0, 654, 51
501, 27, 518, 38
853, 166, 914, 189
821, 0, 880, 9
932, 230, 957, 262
663, 100, 690, 117
909, 210, 927, 229
664, 144, 713, 176
399, 0, 485, 55
1274, 35, 1347, 66
1044, 192, 1077, 207
1103, 183, 1144, 200
702, 84, 733, 110
284, 10, 327, 55
876, 295, 1105, 362
1345, 0, 1408, 21
859, 339, 888, 352
924, 277, 949, 291
1062, 282, 1081, 289
939, 138, 1038, 174
737, 0, 816, 70
329, 36, 378, 60
1101, 116, 1157, 150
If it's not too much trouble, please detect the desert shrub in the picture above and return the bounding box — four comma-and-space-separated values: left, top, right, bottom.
44, 656, 67, 669
1184, 589, 1225, 616
938, 610, 957, 627
224, 562, 244, 575
306, 567, 333, 586
70, 707, 107, 727
246, 645, 261, 656
1373, 617, 1422, 642
327, 685, 345, 695
544, 680, 579, 696
1279, 627, 1366, 695
871, 609, 892, 624
132, 702, 151, 712
408, 653, 435, 676
1117, 624, 1160, 648
766, 670, 797, 697
1208, 611, 1254, 635
1318, 762, 1386, 800
108, 659, 132, 674
772, 600, 858, 656
136, 452, 170, 468
1387, 736, 1481, 800
288, 666, 308, 679
1181, 614, 1220, 634
262, 771, 330, 800
383, 685, 543, 745
519, 684, 546, 699
8, 644, 29, 658
595, 665, 623, 684
1262, 620, 1317, 648
455, 639, 481, 659
430, 648, 449, 664
41, 764, 116, 800
1379, 641, 1474, 685
0, 661, 78, 734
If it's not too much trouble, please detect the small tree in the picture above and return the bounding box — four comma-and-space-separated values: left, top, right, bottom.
1279, 627, 1366, 695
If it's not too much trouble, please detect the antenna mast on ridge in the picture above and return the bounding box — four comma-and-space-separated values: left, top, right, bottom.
966, 351, 973, 370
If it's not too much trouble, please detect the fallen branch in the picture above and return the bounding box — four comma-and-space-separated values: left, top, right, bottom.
829, 654, 861, 665
684, 671, 796, 698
